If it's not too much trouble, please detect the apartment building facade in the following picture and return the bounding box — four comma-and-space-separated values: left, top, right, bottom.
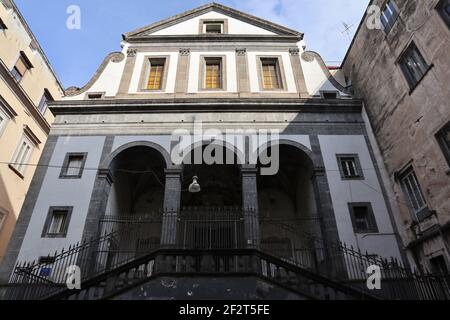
0, 0, 64, 262
342, 0, 450, 273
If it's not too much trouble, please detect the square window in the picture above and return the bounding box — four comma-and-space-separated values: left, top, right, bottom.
11, 52, 33, 83
321, 91, 339, 99
10, 136, 34, 176
42, 207, 73, 238
337, 154, 364, 180
200, 20, 227, 34
399, 42, 429, 90
205, 22, 223, 34
60, 153, 87, 179
437, 0, 450, 29
147, 59, 165, 90
381, 1, 399, 33
260, 58, 282, 90
348, 203, 378, 233
436, 122, 450, 167
398, 167, 429, 221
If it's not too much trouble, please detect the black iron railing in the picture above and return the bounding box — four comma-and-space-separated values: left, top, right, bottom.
5, 210, 450, 300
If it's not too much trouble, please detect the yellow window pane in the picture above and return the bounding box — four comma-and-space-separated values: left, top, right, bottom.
205, 63, 221, 89
147, 63, 164, 90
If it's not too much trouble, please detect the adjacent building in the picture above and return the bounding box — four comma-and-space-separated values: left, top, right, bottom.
342, 0, 450, 273
0, 0, 64, 262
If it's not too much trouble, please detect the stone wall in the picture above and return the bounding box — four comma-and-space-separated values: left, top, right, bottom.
342, 0, 450, 269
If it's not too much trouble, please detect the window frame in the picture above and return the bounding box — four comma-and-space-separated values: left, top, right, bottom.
199, 19, 228, 34
321, 91, 341, 99
0, 207, 7, 232
348, 203, 379, 234
398, 166, 431, 222
138, 56, 170, 92
436, 122, 450, 168
398, 42, 431, 91
256, 56, 287, 91
0, 17, 7, 30
336, 154, 365, 180
86, 92, 105, 100
199, 55, 227, 91
37, 89, 53, 115
9, 135, 35, 178
41, 206, 73, 238
437, 0, 450, 29
59, 152, 88, 179
10, 51, 33, 83
380, 0, 399, 34
0, 104, 10, 137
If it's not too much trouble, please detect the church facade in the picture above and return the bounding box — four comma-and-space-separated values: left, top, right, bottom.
1, 3, 418, 300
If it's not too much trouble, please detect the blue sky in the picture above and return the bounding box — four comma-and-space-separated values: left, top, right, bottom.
15, 0, 369, 88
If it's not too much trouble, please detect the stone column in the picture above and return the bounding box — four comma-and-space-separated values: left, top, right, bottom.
235, 48, 250, 94
289, 48, 309, 98
241, 166, 260, 247
310, 134, 346, 277
175, 48, 190, 94
160, 167, 182, 246
82, 169, 114, 240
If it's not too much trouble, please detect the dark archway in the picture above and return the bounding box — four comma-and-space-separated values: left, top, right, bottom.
98, 145, 167, 267
257, 143, 323, 269
178, 142, 244, 249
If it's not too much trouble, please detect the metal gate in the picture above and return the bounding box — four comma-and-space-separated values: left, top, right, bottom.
177, 207, 245, 249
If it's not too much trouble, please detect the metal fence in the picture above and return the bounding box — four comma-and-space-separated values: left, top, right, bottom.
5, 209, 450, 300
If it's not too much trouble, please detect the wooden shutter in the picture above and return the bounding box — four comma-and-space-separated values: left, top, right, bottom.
262, 59, 281, 89
205, 61, 221, 89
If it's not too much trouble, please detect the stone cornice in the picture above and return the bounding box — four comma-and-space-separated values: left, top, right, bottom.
49, 98, 363, 115
126, 34, 301, 43
0, 94, 18, 118
0, 58, 50, 134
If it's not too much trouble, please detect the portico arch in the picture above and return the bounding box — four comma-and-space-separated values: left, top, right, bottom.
101, 140, 173, 170
256, 140, 322, 269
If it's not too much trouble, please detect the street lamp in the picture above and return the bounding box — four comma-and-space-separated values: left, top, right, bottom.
188, 176, 201, 193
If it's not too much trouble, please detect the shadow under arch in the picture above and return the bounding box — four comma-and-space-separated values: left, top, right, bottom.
257, 138, 315, 172
101, 140, 173, 170
256, 139, 324, 269
176, 139, 246, 167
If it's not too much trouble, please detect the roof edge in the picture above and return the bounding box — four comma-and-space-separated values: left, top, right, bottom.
123, 2, 303, 40
7, 0, 65, 91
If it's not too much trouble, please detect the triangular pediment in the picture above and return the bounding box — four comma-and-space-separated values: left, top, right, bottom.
123, 3, 302, 39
